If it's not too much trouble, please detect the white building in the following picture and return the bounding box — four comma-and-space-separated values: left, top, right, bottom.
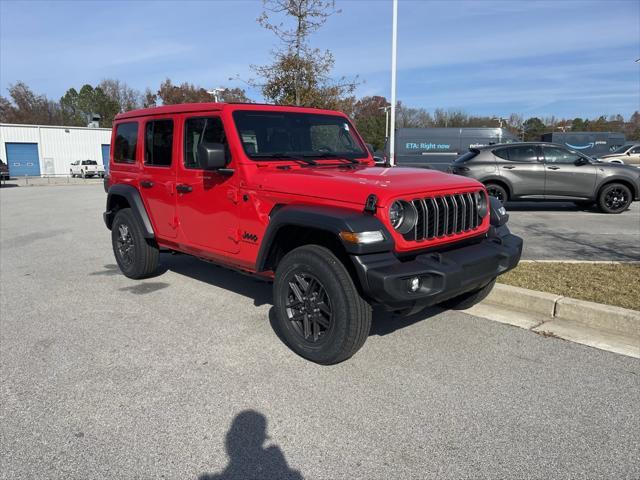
0, 123, 111, 177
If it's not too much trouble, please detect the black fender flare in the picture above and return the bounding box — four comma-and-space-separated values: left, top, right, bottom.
256, 204, 394, 272
104, 184, 155, 239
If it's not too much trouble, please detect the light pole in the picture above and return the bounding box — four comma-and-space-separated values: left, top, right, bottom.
388, 0, 398, 167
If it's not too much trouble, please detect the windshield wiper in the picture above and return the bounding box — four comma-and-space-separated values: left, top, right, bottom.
251, 153, 317, 165
303, 153, 360, 164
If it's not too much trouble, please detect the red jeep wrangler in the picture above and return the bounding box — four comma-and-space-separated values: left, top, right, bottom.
104, 103, 522, 364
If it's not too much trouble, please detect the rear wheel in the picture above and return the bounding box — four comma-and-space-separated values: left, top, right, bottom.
485, 183, 508, 203
111, 208, 159, 279
439, 279, 496, 310
273, 245, 372, 365
598, 183, 632, 214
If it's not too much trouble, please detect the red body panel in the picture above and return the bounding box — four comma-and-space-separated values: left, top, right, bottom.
109, 103, 489, 271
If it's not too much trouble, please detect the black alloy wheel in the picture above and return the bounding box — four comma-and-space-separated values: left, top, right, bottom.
285, 272, 333, 343
111, 208, 159, 279
273, 245, 372, 365
485, 184, 507, 203
598, 183, 632, 214
116, 223, 135, 267
604, 187, 629, 211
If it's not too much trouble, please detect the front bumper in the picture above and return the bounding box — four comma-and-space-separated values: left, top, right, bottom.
351, 226, 522, 309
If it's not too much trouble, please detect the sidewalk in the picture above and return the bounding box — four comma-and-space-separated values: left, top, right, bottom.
1, 176, 104, 187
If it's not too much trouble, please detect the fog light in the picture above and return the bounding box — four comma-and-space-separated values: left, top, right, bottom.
409, 276, 421, 292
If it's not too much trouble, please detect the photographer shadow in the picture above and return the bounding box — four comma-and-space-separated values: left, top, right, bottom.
199, 410, 303, 480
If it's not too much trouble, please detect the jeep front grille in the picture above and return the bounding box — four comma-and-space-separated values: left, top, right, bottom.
404, 191, 482, 241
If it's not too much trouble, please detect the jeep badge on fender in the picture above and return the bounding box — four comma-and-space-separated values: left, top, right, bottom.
103, 102, 523, 364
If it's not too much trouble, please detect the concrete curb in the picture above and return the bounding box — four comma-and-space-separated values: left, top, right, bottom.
465, 283, 640, 358
519, 260, 640, 265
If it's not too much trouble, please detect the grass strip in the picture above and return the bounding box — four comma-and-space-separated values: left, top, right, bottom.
498, 262, 640, 311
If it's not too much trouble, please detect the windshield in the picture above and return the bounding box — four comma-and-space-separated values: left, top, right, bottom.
611, 144, 633, 154
233, 111, 367, 161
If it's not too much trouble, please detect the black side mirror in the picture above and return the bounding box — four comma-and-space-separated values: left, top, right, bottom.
626, 151, 631, 156
574, 157, 589, 166
373, 155, 386, 165
197, 142, 227, 170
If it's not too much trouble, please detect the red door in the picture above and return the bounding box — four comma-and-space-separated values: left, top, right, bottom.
175, 114, 240, 254
139, 117, 178, 239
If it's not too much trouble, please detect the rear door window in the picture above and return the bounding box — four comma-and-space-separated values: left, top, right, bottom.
503, 145, 539, 162
114, 122, 139, 164
144, 119, 174, 167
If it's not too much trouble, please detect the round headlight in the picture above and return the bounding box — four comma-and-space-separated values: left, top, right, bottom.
476, 191, 489, 217
389, 200, 418, 234
389, 201, 404, 229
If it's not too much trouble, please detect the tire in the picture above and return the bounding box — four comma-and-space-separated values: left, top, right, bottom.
273, 245, 372, 365
485, 183, 508, 204
439, 278, 496, 310
598, 183, 632, 214
111, 208, 159, 279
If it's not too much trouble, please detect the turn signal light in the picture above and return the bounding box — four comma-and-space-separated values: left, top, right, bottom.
339, 231, 385, 245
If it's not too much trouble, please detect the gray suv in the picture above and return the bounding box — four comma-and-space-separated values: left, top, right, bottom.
449, 142, 640, 213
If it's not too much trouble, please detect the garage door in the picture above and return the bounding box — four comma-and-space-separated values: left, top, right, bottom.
101, 144, 110, 172
6, 143, 41, 177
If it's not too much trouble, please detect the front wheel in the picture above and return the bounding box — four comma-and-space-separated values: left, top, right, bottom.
598, 183, 632, 214
439, 279, 496, 310
273, 245, 372, 365
111, 208, 159, 279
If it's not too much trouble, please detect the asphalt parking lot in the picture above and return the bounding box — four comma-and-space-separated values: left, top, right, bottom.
1, 185, 639, 480
506, 201, 640, 261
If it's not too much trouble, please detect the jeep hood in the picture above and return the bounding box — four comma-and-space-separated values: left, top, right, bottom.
251, 166, 483, 206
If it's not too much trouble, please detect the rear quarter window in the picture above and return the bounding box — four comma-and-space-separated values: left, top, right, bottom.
114, 122, 139, 164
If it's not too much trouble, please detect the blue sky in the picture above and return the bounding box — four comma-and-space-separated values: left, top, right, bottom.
1, 0, 638, 119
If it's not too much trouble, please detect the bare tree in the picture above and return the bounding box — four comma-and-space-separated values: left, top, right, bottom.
98, 79, 142, 112
252, 0, 357, 107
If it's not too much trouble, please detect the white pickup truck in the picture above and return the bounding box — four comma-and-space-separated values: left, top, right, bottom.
70, 160, 105, 178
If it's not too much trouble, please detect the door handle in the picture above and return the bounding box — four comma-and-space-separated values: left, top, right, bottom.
176, 184, 193, 193
502, 166, 515, 169
140, 180, 154, 188
547, 166, 560, 170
